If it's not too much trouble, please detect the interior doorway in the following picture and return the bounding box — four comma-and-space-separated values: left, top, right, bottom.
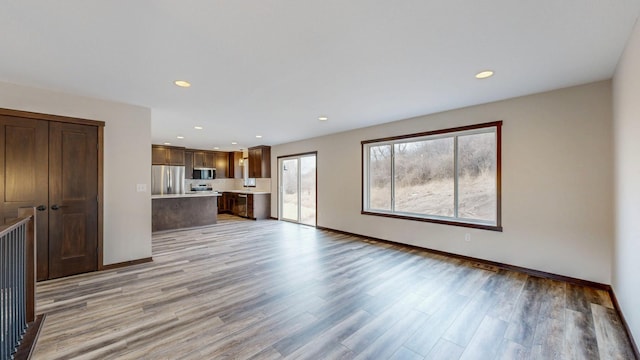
0, 109, 103, 280
278, 152, 316, 226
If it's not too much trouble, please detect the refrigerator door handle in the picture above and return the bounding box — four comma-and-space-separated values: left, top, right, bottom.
167, 167, 171, 192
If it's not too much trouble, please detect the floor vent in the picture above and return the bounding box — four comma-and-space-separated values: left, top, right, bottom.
472, 262, 499, 272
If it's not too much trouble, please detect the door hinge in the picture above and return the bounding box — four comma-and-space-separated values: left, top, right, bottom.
97, 195, 99, 203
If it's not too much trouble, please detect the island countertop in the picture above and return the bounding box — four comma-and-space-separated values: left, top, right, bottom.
151, 192, 221, 199
222, 190, 271, 195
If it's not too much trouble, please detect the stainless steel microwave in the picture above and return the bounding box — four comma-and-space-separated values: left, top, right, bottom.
193, 168, 216, 180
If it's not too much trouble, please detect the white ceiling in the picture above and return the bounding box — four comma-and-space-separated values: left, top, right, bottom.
1, 1, 639, 151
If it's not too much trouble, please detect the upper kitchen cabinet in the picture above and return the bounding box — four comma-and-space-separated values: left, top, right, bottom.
229, 152, 243, 179
184, 151, 194, 179
152, 145, 185, 166
193, 151, 215, 168
189, 150, 230, 178
214, 151, 228, 178
248, 145, 271, 178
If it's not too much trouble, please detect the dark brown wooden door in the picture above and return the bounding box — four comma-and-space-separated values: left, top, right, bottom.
48, 122, 98, 279
0, 116, 50, 280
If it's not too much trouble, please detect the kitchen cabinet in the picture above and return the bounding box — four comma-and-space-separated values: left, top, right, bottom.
214, 151, 228, 178
193, 151, 215, 168
152, 145, 185, 166
221, 192, 270, 219
218, 192, 232, 213
224, 193, 238, 214
184, 151, 193, 179
231, 152, 243, 179
227, 151, 243, 179
232, 194, 244, 216
248, 145, 271, 178
186, 149, 234, 178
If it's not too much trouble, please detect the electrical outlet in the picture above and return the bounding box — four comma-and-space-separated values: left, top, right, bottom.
464, 233, 471, 242
136, 184, 147, 192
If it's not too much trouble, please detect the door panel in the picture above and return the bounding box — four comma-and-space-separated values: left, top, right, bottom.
279, 154, 317, 226
280, 158, 299, 222
48, 122, 98, 279
61, 131, 87, 200
0, 116, 49, 280
61, 213, 86, 258
300, 155, 316, 226
5, 126, 37, 201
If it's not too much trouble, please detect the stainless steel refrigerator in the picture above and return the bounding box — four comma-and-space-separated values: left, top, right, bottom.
151, 165, 185, 195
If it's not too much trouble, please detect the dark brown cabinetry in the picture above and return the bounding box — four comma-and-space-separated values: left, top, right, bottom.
193, 151, 215, 168
159, 146, 238, 179
218, 192, 238, 214
230, 152, 243, 179
219, 192, 270, 220
184, 151, 193, 179
218, 193, 229, 213
248, 145, 271, 178
152, 145, 185, 166
215, 152, 228, 179
190, 150, 228, 178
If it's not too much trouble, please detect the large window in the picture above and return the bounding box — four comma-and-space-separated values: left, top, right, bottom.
362, 121, 502, 231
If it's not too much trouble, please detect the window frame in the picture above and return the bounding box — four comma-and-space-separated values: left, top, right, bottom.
361, 121, 502, 232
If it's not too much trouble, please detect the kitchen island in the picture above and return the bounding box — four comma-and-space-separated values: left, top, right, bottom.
152, 192, 220, 232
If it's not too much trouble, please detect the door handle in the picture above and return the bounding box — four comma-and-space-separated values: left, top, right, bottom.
51, 204, 66, 210
36, 205, 47, 211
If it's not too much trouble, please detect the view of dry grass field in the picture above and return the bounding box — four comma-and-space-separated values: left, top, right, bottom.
367, 131, 496, 222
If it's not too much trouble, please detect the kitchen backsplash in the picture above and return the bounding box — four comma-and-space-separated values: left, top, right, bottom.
254, 178, 271, 192
185, 178, 271, 192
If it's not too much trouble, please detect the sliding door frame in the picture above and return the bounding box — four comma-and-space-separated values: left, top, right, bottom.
277, 151, 317, 227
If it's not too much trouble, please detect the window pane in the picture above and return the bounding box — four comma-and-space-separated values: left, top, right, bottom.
458, 132, 497, 222
300, 155, 316, 226
394, 138, 454, 217
369, 145, 392, 210
281, 159, 298, 221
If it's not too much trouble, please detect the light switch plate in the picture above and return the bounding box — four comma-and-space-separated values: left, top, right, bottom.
136, 184, 147, 192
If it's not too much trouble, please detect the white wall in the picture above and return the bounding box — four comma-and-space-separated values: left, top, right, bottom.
0, 81, 152, 265
272, 81, 613, 284
613, 18, 640, 347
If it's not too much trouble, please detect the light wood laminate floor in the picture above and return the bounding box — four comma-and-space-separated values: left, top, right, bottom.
32, 215, 636, 359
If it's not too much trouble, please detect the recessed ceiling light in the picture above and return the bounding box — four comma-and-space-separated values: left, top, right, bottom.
177, 136, 184, 139
231, 141, 238, 145
164, 142, 171, 145
475, 70, 494, 79
194, 126, 203, 130
318, 116, 329, 121
255, 135, 262, 138
213, 147, 220, 150
174, 80, 191, 88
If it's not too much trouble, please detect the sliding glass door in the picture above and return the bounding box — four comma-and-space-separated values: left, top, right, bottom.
279, 153, 317, 226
